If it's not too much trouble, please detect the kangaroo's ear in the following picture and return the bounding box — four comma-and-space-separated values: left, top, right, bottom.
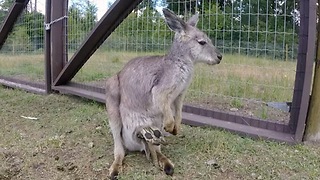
163, 8, 187, 33
187, 12, 199, 27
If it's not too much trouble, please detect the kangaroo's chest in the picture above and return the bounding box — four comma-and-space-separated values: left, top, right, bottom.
171, 64, 193, 95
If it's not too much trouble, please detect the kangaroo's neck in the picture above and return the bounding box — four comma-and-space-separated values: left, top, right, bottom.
166, 40, 194, 66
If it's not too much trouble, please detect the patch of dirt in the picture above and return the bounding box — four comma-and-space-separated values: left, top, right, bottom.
186, 95, 290, 123
0, 150, 23, 180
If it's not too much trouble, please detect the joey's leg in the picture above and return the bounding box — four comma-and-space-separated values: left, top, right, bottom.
154, 146, 174, 176
137, 127, 173, 175
137, 126, 166, 167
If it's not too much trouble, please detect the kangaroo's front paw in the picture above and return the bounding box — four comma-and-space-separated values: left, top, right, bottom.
171, 125, 179, 135
164, 121, 175, 134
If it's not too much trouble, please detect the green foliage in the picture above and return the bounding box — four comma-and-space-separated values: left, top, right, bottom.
105, 6, 173, 52
0, 0, 299, 60
68, 0, 98, 50
111, 0, 298, 59
0, 0, 14, 11
7, 26, 31, 53
0, 0, 98, 53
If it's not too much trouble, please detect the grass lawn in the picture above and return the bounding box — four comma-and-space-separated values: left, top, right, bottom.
0, 86, 319, 180
0, 51, 296, 121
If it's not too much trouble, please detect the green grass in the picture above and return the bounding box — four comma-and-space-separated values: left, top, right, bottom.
0, 54, 44, 81
0, 86, 319, 179
0, 51, 296, 102
0, 51, 296, 121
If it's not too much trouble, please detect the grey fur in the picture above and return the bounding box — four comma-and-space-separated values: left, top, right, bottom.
106, 8, 222, 178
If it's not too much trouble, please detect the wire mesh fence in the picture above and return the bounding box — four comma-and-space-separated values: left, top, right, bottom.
0, 0, 299, 123
72, 0, 298, 123
0, 0, 45, 82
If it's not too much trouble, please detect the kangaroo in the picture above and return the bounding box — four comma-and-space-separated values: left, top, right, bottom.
105, 8, 222, 179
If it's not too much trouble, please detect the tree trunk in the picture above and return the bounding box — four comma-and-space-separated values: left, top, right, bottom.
304, 6, 320, 141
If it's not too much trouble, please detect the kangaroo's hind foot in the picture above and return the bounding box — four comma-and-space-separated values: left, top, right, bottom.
137, 126, 167, 146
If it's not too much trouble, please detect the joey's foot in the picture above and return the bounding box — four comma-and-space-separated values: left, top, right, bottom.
109, 166, 120, 180
109, 171, 119, 180
164, 163, 174, 176
137, 126, 166, 145
158, 154, 174, 176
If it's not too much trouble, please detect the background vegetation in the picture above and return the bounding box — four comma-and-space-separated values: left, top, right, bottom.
0, 0, 299, 59
0, 0, 298, 121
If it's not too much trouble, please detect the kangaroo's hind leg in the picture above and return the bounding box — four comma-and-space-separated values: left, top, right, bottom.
152, 88, 175, 133
106, 75, 125, 180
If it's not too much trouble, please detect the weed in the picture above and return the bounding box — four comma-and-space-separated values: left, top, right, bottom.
231, 98, 244, 108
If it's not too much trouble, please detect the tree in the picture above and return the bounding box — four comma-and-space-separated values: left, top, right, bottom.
7, 25, 30, 53
67, 0, 98, 50
82, 0, 98, 32
0, 0, 14, 22
24, 11, 45, 50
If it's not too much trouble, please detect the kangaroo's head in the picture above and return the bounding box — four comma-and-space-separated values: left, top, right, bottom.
163, 8, 222, 65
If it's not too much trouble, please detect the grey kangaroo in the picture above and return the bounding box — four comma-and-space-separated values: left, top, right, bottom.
105, 8, 222, 179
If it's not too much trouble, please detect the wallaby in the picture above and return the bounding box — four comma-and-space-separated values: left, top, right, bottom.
105, 8, 222, 179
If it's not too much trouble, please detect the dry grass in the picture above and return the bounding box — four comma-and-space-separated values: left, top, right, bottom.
0, 54, 44, 81
0, 86, 319, 180
0, 51, 296, 120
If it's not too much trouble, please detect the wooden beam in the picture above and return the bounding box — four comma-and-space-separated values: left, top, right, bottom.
0, 0, 29, 50
0, 76, 46, 94
53, 0, 143, 86
304, 1, 320, 142
290, 0, 317, 142
44, 0, 52, 93
294, 0, 317, 142
50, 0, 68, 83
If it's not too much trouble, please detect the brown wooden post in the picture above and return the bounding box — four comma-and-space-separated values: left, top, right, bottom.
290, 0, 317, 142
304, 3, 320, 142
44, 0, 52, 93
50, 0, 68, 83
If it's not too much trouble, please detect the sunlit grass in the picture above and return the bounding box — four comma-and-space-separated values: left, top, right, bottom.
0, 54, 44, 81
0, 51, 296, 120
190, 54, 296, 102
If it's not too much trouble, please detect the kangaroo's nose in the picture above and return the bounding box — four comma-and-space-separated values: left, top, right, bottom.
217, 54, 223, 61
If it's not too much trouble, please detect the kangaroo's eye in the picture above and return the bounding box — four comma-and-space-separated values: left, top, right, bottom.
198, 40, 207, 45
